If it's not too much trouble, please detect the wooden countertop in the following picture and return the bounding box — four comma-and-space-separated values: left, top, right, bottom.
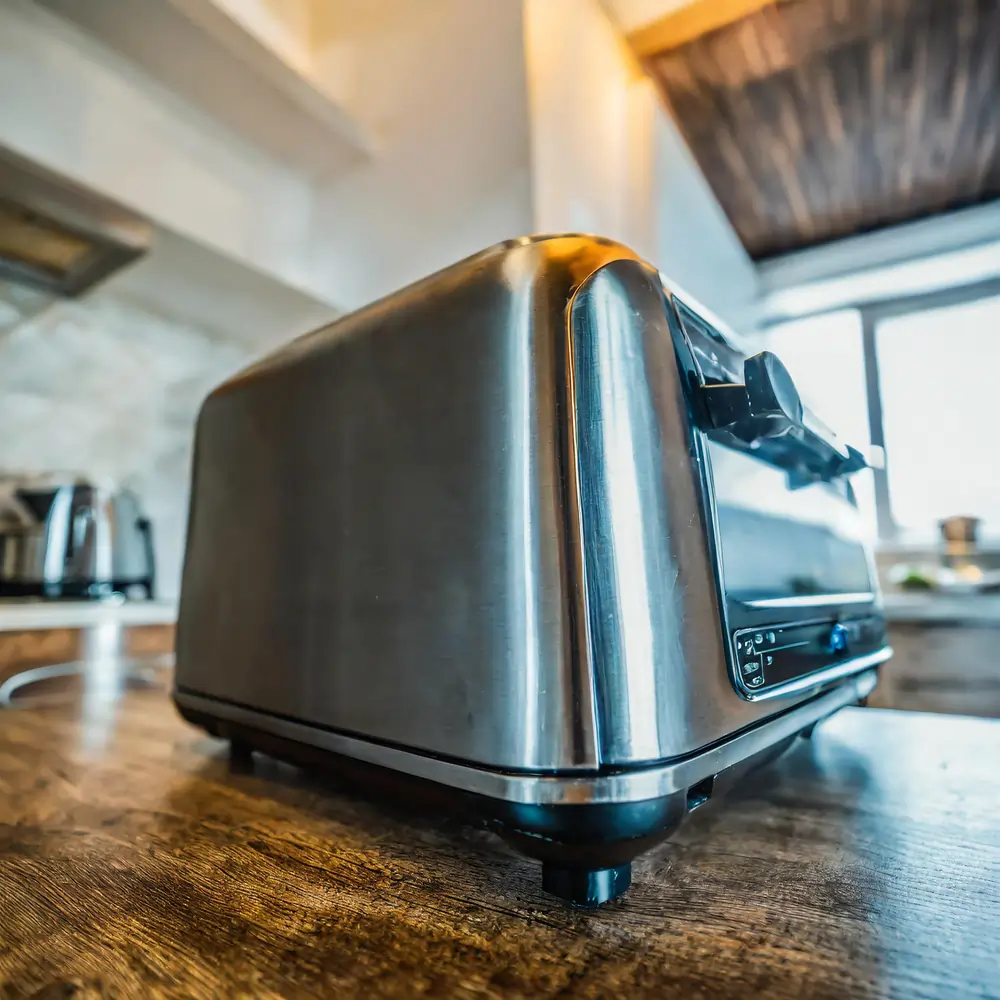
1, 678, 998, 999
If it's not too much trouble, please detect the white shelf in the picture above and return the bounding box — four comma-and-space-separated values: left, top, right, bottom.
34, 0, 374, 175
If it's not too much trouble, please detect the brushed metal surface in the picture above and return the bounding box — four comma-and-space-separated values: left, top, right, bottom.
174, 670, 878, 805
570, 260, 709, 763
568, 260, 835, 763
176, 235, 882, 775
0, 487, 73, 585
177, 237, 641, 772
0, 484, 152, 590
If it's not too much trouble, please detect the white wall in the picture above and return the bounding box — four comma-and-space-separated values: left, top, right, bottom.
652, 107, 760, 330
210, 0, 313, 76
0, 293, 256, 598
525, 0, 657, 261
0, 0, 765, 599
2, 0, 757, 324
523, 0, 758, 331
305, 0, 534, 311
0, 0, 350, 599
0, 0, 318, 299
0, 0, 538, 601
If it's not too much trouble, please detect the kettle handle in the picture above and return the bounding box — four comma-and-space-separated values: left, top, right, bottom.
136, 516, 156, 599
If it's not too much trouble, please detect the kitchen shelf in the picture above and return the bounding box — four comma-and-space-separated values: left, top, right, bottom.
34, 0, 375, 176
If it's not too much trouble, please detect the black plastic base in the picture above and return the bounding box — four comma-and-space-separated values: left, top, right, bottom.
229, 739, 256, 773
542, 862, 631, 907
175, 693, 800, 907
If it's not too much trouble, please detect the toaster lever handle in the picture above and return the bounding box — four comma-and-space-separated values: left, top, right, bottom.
701, 352, 867, 481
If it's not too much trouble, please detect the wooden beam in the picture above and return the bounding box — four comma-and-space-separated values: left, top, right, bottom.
628, 0, 780, 56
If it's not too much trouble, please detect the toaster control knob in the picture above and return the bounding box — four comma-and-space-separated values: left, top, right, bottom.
697, 352, 800, 437
827, 623, 850, 656
698, 382, 752, 431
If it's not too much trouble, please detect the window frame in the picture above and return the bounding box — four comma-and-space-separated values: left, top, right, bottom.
765, 274, 1000, 544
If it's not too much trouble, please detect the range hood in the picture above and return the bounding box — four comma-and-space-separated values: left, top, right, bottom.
0, 140, 336, 348
0, 145, 151, 299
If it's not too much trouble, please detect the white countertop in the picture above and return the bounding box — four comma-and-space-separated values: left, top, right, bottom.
0, 599, 178, 631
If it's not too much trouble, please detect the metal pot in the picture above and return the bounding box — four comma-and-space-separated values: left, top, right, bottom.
0, 479, 155, 599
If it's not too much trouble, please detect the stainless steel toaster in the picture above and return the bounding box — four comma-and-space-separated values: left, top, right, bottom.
0, 478, 155, 600
174, 235, 889, 906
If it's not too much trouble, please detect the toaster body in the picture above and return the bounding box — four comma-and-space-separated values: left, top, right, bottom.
175, 236, 888, 905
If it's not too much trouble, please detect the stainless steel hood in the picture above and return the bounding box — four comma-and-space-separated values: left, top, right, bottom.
0, 143, 335, 347
0, 145, 151, 298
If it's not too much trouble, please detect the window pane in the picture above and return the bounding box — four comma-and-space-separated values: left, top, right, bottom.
763, 310, 876, 538
877, 294, 1000, 541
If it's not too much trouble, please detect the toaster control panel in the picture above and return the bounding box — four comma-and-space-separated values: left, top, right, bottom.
732, 617, 886, 696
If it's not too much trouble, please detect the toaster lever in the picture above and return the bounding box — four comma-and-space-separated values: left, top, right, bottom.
700, 352, 867, 481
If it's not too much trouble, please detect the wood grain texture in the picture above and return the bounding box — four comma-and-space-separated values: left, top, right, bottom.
0, 683, 998, 998
0, 624, 174, 688
870, 623, 1000, 717
644, 0, 1000, 258
0, 630, 80, 686
122, 624, 175, 658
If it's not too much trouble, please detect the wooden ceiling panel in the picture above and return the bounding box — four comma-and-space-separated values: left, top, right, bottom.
642, 0, 1000, 259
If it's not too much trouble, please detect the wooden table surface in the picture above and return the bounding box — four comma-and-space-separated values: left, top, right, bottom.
1, 675, 998, 999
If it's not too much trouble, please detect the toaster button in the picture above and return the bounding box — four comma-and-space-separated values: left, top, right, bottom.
827, 623, 850, 655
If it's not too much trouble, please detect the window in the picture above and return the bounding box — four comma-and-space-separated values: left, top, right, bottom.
763, 287, 1000, 547
763, 310, 877, 539
876, 294, 1000, 542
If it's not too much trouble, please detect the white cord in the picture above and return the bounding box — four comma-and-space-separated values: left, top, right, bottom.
0, 654, 172, 708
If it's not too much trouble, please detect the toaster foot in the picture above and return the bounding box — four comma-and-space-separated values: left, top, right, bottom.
542, 863, 631, 907
229, 739, 255, 774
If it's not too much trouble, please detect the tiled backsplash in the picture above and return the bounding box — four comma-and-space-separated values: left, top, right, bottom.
0, 292, 256, 600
